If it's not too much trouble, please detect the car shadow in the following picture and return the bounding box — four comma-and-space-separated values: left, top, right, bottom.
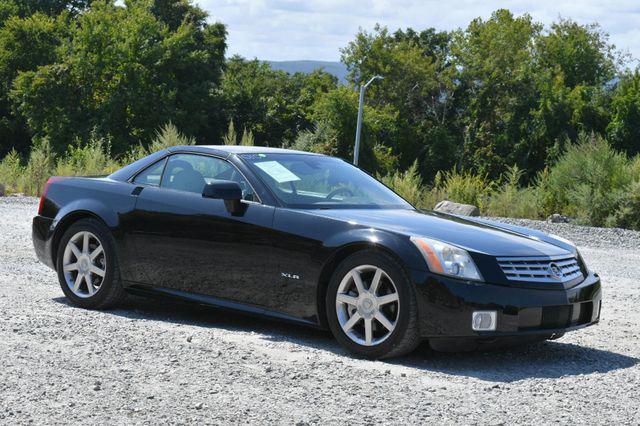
52, 296, 638, 383
399, 341, 639, 382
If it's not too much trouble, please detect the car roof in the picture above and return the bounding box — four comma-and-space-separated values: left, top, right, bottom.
167, 145, 323, 157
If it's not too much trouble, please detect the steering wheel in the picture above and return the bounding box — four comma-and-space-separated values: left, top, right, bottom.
326, 187, 354, 200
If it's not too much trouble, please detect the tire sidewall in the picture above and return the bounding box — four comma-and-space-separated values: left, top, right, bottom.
326, 250, 415, 359
56, 219, 118, 309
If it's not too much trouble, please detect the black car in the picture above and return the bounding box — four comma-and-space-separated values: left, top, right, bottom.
32, 146, 601, 358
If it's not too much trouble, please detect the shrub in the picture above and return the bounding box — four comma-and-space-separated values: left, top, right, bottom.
147, 122, 195, 152
124, 122, 195, 163
378, 161, 427, 208
0, 150, 23, 193
222, 120, 237, 145
630, 156, 640, 181
605, 180, 640, 230
20, 138, 55, 196
54, 136, 119, 177
438, 169, 491, 207
292, 121, 338, 154
546, 135, 632, 226
240, 128, 255, 146
485, 166, 544, 218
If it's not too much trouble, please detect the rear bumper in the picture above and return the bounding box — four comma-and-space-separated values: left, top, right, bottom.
32, 215, 55, 270
411, 269, 601, 339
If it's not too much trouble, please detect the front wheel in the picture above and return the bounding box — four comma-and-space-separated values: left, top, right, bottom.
56, 218, 126, 309
326, 250, 421, 359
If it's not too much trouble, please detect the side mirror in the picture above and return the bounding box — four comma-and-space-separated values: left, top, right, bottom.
202, 180, 245, 215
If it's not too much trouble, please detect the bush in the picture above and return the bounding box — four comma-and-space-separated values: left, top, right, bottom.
292, 121, 339, 154
20, 138, 55, 196
378, 161, 427, 208
546, 135, 632, 226
0, 149, 23, 193
54, 136, 119, 177
438, 169, 491, 207
606, 180, 640, 230
485, 166, 544, 218
221, 120, 256, 146
123, 122, 196, 163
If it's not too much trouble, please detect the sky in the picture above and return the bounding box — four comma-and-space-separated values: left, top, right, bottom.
199, 0, 640, 64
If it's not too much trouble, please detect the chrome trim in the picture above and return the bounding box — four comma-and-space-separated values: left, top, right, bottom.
128, 151, 263, 204
497, 255, 583, 283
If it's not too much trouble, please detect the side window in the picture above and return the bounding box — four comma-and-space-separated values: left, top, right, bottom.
133, 158, 167, 186
160, 154, 256, 201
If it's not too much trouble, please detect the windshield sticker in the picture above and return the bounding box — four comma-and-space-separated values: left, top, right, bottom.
254, 161, 301, 183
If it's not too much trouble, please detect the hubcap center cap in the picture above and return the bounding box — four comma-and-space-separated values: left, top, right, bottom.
79, 257, 90, 273
357, 294, 378, 318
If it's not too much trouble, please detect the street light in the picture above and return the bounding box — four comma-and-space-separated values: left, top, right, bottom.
353, 75, 383, 166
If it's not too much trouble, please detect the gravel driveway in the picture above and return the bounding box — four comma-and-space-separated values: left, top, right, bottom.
1, 196, 639, 425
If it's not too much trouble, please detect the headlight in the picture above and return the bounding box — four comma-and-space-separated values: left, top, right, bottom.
410, 237, 483, 281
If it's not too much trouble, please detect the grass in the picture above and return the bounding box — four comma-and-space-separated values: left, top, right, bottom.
0, 123, 193, 196
380, 135, 640, 230
1, 127, 639, 231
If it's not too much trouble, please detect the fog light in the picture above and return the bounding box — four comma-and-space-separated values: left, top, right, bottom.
472, 311, 497, 331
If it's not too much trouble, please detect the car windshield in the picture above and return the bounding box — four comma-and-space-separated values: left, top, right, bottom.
240, 153, 413, 209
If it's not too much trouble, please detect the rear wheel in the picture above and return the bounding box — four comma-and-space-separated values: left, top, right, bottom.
326, 250, 421, 359
56, 218, 126, 309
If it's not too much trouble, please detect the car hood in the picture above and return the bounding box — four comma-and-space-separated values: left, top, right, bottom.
308, 208, 572, 257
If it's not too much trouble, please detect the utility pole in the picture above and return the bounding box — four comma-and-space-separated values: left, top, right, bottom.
353, 75, 383, 166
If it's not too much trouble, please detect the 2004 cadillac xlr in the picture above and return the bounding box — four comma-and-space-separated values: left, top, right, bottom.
32, 146, 602, 358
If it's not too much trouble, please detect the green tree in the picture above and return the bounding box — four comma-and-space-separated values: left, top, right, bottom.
453, 9, 542, 178
0, 12, 67, 155
536, 18, 619, 88
302, 86, 399, 174
607, 71, 640, 156
341, 25, 459, 179
526, 18, 620, 165
220, 56, 337, 146
0, 0, 89, 23
11, 0, 227, 154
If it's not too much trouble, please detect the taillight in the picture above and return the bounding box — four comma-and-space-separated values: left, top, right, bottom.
38, 176, 64, 215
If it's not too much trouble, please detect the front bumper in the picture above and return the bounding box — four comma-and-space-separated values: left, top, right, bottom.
32, 215, 55, 270
410, 268, 601, 339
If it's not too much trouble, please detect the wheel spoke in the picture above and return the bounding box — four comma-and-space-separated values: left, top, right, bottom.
336, 265, 400, 348
90, 265, 105, 277
377, 293, 398, 305
63, 262, 78, 272
375, 312, 394, 331
351, 270, 366, 295
86, 274, 95, 296
369, 268, 383, 294
342, 312, 362, 331
68, 242, 82, 259
82, 233, 90, 255
364, 318, 373, 345
73, 273, 84, 292
336, 293, 358, 306
90, 245, 103, 261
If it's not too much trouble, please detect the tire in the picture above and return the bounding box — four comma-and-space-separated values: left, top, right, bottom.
326, 250, 421, 359
56, 218, 126, 309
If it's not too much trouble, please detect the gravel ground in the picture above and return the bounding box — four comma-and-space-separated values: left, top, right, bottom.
1, 196, 639, 425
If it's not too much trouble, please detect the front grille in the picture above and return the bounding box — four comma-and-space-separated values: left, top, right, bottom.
497, 255, 583, 283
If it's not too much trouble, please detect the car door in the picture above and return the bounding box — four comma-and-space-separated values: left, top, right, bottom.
127, 153, 277, 306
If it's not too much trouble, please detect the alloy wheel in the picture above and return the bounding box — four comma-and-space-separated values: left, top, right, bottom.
62, 231, 106, 298
335, 265, 400, 346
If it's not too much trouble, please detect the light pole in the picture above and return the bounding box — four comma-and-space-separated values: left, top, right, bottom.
353, 75, 383, 166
